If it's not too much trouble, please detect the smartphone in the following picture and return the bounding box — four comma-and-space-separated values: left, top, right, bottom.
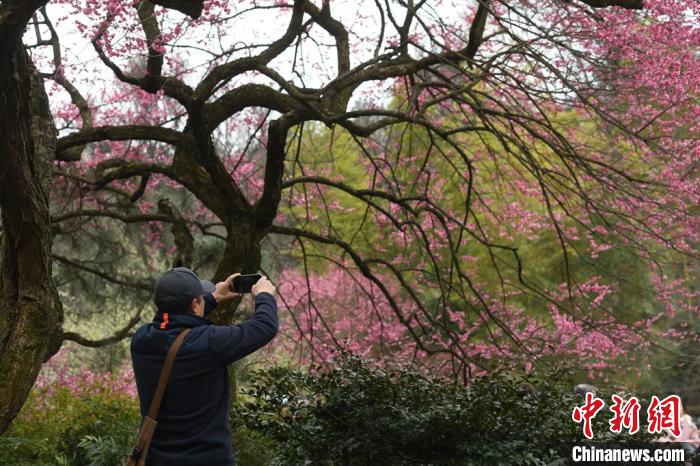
230, 274, 262, 293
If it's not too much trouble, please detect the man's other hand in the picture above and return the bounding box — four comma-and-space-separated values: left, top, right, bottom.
252, 276, 276, 297
213, 273, 242, 303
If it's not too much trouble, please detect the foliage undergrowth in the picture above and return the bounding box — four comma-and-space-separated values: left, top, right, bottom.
0, 376, 139, 465
2, 350, 692, 465
235, 351, 681, 466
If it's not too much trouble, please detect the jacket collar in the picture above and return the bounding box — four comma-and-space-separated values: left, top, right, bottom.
152, 311, 212, 330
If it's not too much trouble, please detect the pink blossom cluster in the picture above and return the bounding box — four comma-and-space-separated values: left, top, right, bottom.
34, 347, 137, 402
272, 261, 654, 380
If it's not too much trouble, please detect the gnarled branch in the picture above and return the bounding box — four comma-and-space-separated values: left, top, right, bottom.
62, 311, 142, 348
56, 125, 190, 161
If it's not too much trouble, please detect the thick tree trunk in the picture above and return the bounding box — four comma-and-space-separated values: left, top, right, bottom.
212, 223, 262, 311
0, 40, 63, 433
208, 222, 264, 404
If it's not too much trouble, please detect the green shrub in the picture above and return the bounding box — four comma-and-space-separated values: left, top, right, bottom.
4, 353, 695, 466
232, 426, 279, 466
78, 435, 131, 466
235, 352, 676, 466
0, 385, 139, 466
0, 365, 278, 466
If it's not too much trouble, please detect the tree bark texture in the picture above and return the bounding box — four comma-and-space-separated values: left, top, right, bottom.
0, 40, 62, 434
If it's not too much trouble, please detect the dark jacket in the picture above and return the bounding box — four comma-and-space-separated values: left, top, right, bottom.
130, 292, 278, 466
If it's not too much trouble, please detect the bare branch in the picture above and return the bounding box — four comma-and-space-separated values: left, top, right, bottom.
135, 1, 165, 92
62, 312, 142, 348
0, 0, 47, 39
268, 224, 463, 363
465, 1, 490, 61
205, 84, 304, 130
91, 11, 194, 104
302, 1, 350, 75
193, 0, 306, 102
150, 0, 204, 18
255, 116, 295, 228
157, 199, 195, 267
35, 7, 93, 161
53, 254, 154, 291
52, 209, 172, 225
575, 0, 644, 9
56, 125, 190, 160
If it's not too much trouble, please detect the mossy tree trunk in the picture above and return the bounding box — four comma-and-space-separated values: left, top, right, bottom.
0, 36, 63, 433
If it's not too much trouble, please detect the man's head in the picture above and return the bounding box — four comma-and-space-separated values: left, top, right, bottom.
153, 267, 215, 316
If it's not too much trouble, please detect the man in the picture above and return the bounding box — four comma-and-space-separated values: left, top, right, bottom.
131, 267, 278, 465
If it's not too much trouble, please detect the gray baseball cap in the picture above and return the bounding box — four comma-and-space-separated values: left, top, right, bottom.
154, 267, 215, 312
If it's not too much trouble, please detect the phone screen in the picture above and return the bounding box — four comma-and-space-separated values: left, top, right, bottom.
231, 274, 262, 293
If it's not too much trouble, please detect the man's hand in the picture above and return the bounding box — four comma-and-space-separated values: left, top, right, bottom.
212, 273, 242, 303
252, 275, 276, 297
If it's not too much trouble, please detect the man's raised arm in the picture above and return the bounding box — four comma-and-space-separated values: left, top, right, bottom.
209, 276, 279, 365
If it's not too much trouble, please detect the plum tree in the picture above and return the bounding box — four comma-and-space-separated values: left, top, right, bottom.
1, 0, 697, 433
